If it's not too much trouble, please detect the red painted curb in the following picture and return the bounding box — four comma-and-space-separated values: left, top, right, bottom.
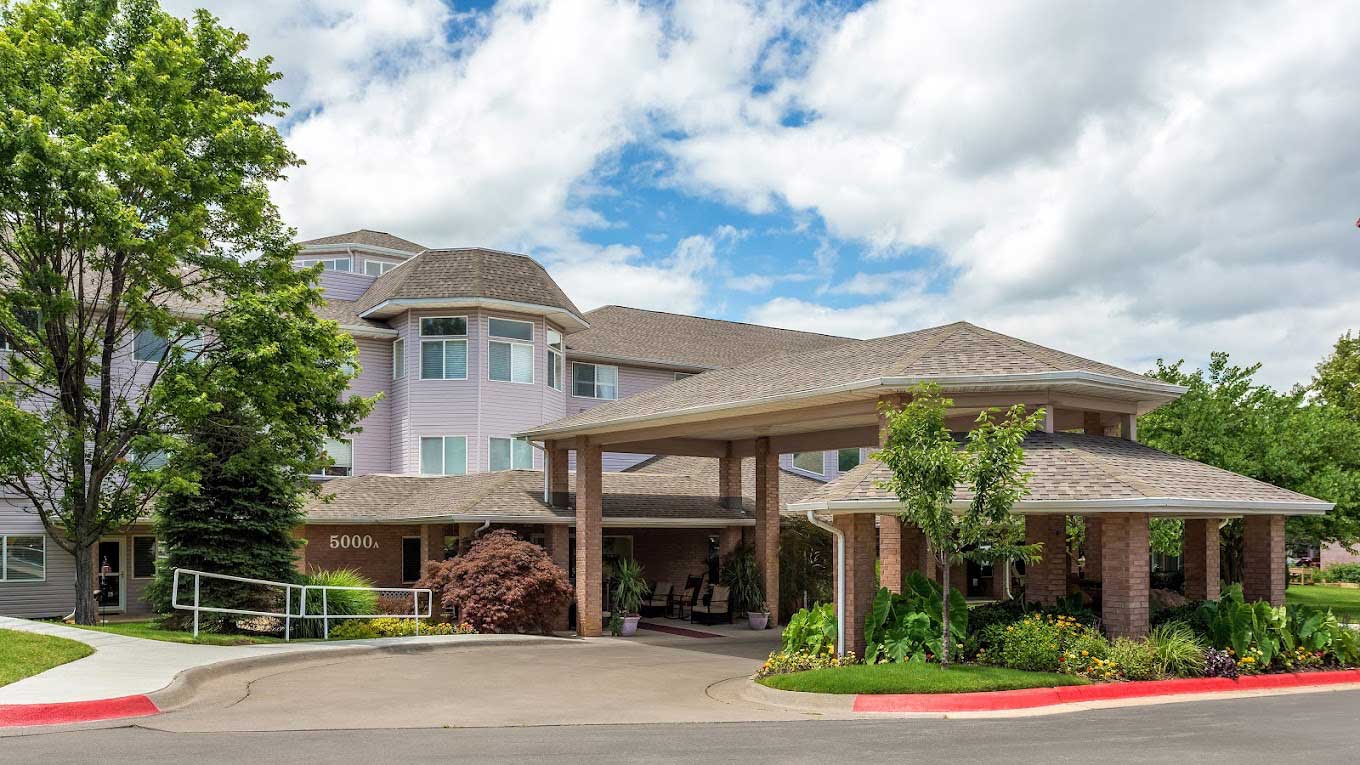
851, 668, 1360, 713
0, 695, 159, 728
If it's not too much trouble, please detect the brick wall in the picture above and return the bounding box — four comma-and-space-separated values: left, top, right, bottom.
835, 513, 877, 658
1025, 514, 1067, 606
1101, 513, 1150, 638
1244, 514, 1286, 605
625, 527, 716, 590
878, 515, 903, 593
1084, 517, 1103, 582
1183, 519, 1220, 601
302, 524, 425, 588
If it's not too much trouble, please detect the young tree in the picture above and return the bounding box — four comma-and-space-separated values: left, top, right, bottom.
0, 0, 301, 623
873, 384, 1043, 665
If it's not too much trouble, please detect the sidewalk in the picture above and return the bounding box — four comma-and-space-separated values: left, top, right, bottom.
0, 616, 558, 725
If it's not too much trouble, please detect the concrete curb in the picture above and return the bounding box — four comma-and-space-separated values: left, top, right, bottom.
148, 634, 570, 711
744, 668, 1360, 718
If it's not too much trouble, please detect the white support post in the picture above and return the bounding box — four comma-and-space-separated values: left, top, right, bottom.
323, 588, 329, 640
413, 590, 420, 637
193, 572, 201, 638
285, 587, 291, 642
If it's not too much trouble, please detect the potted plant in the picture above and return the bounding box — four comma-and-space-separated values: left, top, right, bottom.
721, 544, 769, 629
611, 558, 648, 637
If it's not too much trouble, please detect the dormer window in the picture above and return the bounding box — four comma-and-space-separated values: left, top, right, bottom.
420, 316, 468, 380
364, 260, 396, 276
299, 258, 351, 273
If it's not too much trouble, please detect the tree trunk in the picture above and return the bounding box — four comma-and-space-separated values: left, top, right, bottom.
940, 554, 951, 667
72, 542, 97, 625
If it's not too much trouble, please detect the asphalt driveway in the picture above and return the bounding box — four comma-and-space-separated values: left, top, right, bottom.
143, 626, 795, 732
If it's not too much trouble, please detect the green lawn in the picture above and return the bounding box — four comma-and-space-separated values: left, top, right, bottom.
0, 629, 95, 687
1287, 585, 1360, 621
64, 619, 294, 646
757, 662, 1090, 695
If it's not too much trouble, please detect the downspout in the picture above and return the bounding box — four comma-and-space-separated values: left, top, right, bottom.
472, 520, 492, 537
806, 510, 846, 657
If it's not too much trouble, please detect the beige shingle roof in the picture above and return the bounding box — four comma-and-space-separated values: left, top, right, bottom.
314, 300, 393, 332
303, 470, 756, 524
625, 454, 825, 504
525, 322, 1178, 436
566, 305, 850, 370
352, 248, 582, 320
789, 432, 1330, 514
298, 230, 427, 254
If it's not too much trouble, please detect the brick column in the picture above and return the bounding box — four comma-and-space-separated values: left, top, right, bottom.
754, 437, 781, 625
834, 513, 878, 658
548, 444, 570, 508
1025, 514, 1067, 606
545, 523, 572, 631
1101, 513, 1150, 638
991, 560, 1011, 600
718, 526, 743, 560
1084, 517, 1103, 582
1243, 514, 1286, 605
1183, 519, 1221, 601
575, 443, 603, 636
878, 515, 904, 593
718, 451, 742, 510
948, 562, 967, 596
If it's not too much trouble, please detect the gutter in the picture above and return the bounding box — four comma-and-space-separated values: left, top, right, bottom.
804, 510, 846, 658
786, 496, 1335, 517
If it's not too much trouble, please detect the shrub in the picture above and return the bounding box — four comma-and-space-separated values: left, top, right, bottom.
1151, 602, 1208, 633
755, 648, 858, 679
1108, 638, 1160, 680
995, 613, 1095, 673
1318, 563, 1360, 584
1146, 621, 1206, 677
329, 620, 377, 640
1203, 648, 1237, 678
863, 574, 967, 663
1059, 629, 1111, 679
721, 543, 766, 614
298, 568, 378, 638
781, 603, 837, 656
417, 530, 572, 634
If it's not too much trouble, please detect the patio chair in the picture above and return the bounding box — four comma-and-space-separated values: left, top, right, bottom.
691, 585, 732, 625
640, 582, 672, 618
672, 574, 705, 619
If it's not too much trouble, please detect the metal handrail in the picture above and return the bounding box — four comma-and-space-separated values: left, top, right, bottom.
171, 568, 433, 641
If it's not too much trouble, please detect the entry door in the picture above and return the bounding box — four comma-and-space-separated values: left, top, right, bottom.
96, 539, 125, 612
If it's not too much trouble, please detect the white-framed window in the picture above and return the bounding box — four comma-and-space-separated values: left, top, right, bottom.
300, 258, 351, 272
837, 448, 862, 472
316, 438, 353, 477
420, 436, 467, 476
792, 451, 824, 475
419, 316, 468, 380
489, 318, 534, 384
0, 308, 40, 354
573, 362, 618, 400
402, 537, 422, 582
546, 329, 564, 391
392, 338, 406, 380
364, 260, 396, 277
133, 329, 169, 363
1, 534, 45, 582
489, 437, 534, 472
132, 535, 157, 579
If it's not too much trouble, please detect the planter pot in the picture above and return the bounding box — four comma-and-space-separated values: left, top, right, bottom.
620, 615, 641, 636
748, 612, 769, 630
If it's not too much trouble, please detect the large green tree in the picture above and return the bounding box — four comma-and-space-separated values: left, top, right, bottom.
1139, 351, 1360, 575
0, 0, 353, 623
873, 384, 1043, 665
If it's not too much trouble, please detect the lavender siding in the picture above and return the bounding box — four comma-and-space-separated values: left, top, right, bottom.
316, 270, 378, 301
565, 363, 687, 471
0, 498, 77, 618
349, 338, 393, 475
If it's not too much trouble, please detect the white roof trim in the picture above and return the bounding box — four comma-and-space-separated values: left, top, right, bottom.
304, 515, 751, 528
786, 496, 1333, 517
300, 242, 423, 259
358, 297, 589, 332
520, 371, 1185, 440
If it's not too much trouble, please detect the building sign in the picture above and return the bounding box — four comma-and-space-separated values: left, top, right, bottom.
330, 534, 378, 550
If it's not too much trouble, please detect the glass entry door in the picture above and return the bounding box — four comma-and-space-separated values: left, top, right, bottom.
96, 539, 124, 611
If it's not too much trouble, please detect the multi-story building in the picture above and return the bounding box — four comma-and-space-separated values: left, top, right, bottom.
0, 230, 848, 618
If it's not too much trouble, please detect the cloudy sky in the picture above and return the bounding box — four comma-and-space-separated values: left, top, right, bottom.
172, 0, 1358, 388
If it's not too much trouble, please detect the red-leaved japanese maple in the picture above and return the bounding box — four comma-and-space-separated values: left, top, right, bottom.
417, 530, 573, 634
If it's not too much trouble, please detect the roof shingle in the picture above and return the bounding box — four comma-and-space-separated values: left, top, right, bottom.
353, 248, 582, 319
297, 230, 427, 254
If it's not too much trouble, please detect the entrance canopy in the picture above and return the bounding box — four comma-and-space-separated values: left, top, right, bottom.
788, 431, 1332, 518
